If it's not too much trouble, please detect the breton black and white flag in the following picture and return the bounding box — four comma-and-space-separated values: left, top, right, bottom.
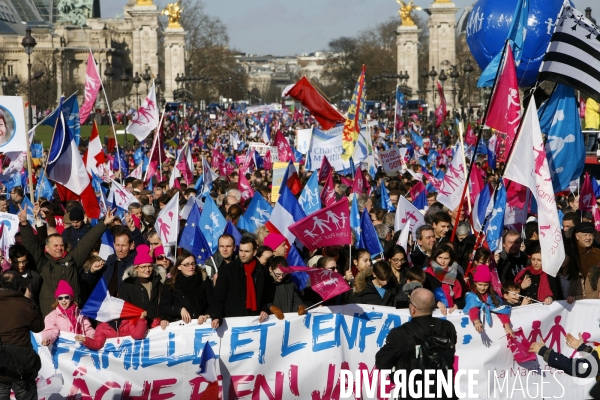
539, 4, 600, 101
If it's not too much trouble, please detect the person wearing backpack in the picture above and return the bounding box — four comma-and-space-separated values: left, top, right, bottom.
375, 288, 457, 400
0, 270, 45, 400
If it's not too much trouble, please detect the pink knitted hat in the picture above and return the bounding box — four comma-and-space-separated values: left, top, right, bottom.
472, 265, 492, 283
134, 244, 154, 265
264, 233, 286, 251
55, 280, 75, 298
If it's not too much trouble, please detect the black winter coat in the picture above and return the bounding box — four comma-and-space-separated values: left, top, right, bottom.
207, 258, 271, 321
159, 271, 214, 321
61, 224, 92, 251
264, 276, 304, 313
351, 277, 396, 307
118, 265, 167, 325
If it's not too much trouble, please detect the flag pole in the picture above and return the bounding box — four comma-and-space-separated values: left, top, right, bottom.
457, 121, 471, 213
393, 85, 398, 143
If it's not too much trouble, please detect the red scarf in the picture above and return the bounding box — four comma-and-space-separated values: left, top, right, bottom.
244, 259, 257, 312
514, 266, 553, 302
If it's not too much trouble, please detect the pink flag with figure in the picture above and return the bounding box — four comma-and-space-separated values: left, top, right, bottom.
435, 81, 447, 128
436, 145, 467, 212
238, 172, 254, 204
154, 192, 179, 246
280, 266, 351, 301
80, 52, 102, 125
484, 43, 521, 164
274, 130, 295, 162
320, 171, 337, 207
264, 150, 273, 170
580, 172, 595, 212
351, 166, 370, 195
507, 328, 536, 363
288, 197, 351, 251
318, 155, 332, 184
469, 163, 485, 207
504, 99, 564, 277
465, 123, 477, 146
127, 82, 159, 142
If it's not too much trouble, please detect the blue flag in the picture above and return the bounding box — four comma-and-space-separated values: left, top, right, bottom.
359, 208, 384, 258
224, 220, 242, 247
411, 132, 424, 147
133, 148, 143, 165
592, 177, 600, 198
538, 84, 585, 193
298, 172, 321, 216
35, 169, 53, 201
21, 196, 35, 225
198, 196, 226, 254
180, 205, 212, 264
2, 171, 21, 196
380, 179, 395, 212
286, 245, 310, 290
477, 0, 528, 87
485, 181, 506, 252
350, 198, 361, 245
42, 93, 81, 146
31, 143, 43, 158
113, 150, 128, 176
238, 192, 272, 233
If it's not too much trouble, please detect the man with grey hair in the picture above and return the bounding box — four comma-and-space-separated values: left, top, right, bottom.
374, 223, 392, 253
226, 189, 242, 203
375, 288, 457, 400
383, 212, 395, 231
411, 225, 436, 269
141, 204, 155, 217
456, 222, 476, 269
357, 194, 373, 213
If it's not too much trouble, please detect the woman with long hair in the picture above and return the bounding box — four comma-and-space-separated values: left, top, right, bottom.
159, 249, 214, 327
514, 245, 557, 305
385, 245, 409, 286
351, 261, 396, 307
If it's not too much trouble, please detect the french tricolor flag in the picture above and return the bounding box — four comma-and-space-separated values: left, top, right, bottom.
266, 184, 306, 246
196, 341, 219, 399
81, 278, 144, 322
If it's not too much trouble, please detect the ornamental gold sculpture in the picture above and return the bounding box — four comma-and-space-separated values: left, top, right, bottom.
396, 0, 422, 26
163, 0, 183, 28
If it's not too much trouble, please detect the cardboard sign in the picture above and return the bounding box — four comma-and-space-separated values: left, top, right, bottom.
379, 146, 403, 176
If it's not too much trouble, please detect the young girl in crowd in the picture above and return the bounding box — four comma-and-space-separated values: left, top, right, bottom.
464, 266, 514, 337
41, 280, 95, 346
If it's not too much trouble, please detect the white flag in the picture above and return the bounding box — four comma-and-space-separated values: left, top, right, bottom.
127, 82, 159, 142
436, 144, 467, 212
108, 179, 138, 210
504, 99, 565, 277
128, 163, 143, 180
394, 196, 425, 235
155, 192, 179, 246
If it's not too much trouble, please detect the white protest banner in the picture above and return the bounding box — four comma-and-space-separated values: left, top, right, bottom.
296, 128, 313, 154
379, 146, 403, 176
0, 96, 27, 153
37, 301, 597, 399
307, 125, 352, 173
0, 211, 20, 238
246, 104, 282, 113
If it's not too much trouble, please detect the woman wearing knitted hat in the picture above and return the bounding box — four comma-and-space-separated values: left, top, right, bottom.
118, 244, 167, 328
41, 280, 95, 346
463, 266, 514, 338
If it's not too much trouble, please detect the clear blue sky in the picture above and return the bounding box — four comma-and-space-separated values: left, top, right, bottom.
102, 0, 598, 56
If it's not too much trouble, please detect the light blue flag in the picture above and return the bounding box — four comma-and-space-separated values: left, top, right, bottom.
31, 144, 43, 158
485, 180, 506, 252
224, 220, 242, 247
538, 84, 585, 193
42, 93, 81, 145
359, 208, 384, 258
380, 179, 395, 212
239, 192, 272, 233
2, 172, 21, 198
298, 172, 321, 216
477, 0, 529, 87
21, 196, 35, 225
350, 198, 361, 245
199, 196, 226, 254
180, 205, 212, 264
35, 169, 53, 201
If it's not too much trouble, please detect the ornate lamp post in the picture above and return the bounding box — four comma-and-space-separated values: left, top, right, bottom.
155, 74, 162, 104
449, 67, 460, 109
132, 72, 141, 109
429, 66, 437, 115
120, 72, 130, 146
21, 28, 36, 200
463, 61, 474, 114
142, 68, 151, 92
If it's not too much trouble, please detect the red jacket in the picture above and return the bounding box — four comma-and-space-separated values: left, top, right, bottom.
82, 318, 148, 351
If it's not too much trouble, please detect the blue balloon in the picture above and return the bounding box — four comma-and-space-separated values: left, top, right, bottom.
466, 0, 564, 87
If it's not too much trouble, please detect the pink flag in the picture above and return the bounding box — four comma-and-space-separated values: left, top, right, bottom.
484, 43, 521, 164
435, 81, 447, 128
421, 170, 443, 191
80, 52, 102, 125
318, 155, 333, 184
320, 171, 336, 207
280, 266, 351, 301
465, 123, 477, 147
351, 167, 370, 195
212, 149, 225, 171
580, 172, 596, 212
506, 180, 527, 208
238, 172, 254, 204
288, 198, 351, 251
408, 181, 427, 203
340, 176, 353, 187
274, 131, 295, 162
504, 99, 564, 277
264, 150, 273, 170
507, 328, 536, 363
127, 82, 159, 142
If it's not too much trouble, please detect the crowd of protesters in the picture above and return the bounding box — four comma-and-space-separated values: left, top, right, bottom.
0, 102, 597, 397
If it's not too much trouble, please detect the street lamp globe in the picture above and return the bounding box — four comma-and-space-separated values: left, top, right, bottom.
21, 28, 37, 55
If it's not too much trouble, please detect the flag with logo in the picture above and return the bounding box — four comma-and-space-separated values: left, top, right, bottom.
436, 145, 467, 212
180, 205, 212, 264
435, 81, 447, 128
342, 65, 367, 160
35, 169, 54, 201
288, 198, 351, 251
238, 172, 254, 204
320, 170, 337, 207
127, 82, 159, 142
198, 196, 226, 254
154, 192, 179, 247
380, 179, 395, 212
299, 172, 321, 216
394, 196, 425, 235
274, 130, 295, 163
280, 267, 351, 301
485, 181, 506, 252
79, 51, 102, 125
580, 172, 596, 212
266, 184, 306, 246
318, 155, 333, 184
237, 192, 272, 234
504, 99, 565, 277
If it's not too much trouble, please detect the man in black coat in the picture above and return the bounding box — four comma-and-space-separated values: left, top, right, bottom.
497, 230, 529, 283
0, 270, 44, 400
209, 237, 272, 328
61, 207, 91, 251
375, 288, 457, 400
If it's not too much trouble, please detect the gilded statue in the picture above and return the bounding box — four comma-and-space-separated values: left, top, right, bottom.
396, 0, 422, 26
162, 0, 183, 28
